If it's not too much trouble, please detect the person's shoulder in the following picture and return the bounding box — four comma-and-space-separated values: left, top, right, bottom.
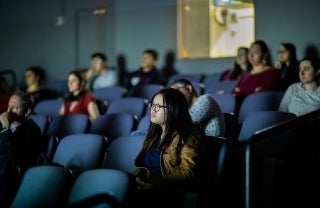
17, 118, 41, 136
198, 93, 215, 101
196, 94, 219, 105
287, 82, 301, 90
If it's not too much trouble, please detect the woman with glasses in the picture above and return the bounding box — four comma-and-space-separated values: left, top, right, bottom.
133, 88, 205, 208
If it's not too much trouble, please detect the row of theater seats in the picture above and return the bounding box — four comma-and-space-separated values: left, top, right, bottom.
10, 134, 141, 207
27, 76, 317, 208
13, 108, 320, 207
42, 72, 225, 97
10, 133, 231, 207
31, 89, 293, 145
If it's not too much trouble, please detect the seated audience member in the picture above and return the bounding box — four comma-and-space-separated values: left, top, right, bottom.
170, 78, 225, 137
0, 91, 42, 206
0, 76, 13, 112
232, 40, 282, 115
133, 88, 205, 208
160, 50, 178, 85
22, 66, 60, 106
85, 52, 119, 91
126, 49, 164, 90
59, 70, 100, 121
220, 46, 252, 81
278, 56, 320, 116
274, 42, 300, 91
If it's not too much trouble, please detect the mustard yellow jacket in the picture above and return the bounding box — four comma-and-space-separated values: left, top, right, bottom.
134, 132, 203, 182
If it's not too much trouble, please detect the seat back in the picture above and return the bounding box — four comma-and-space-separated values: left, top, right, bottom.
202, 72, 223, 86
126, 83, 164, 102
10, 166, 73, 208
200, 136, 231, 186
92, 85, 127, 106
244, 109, 320, 208
40, 135, 59, 161
89, 113, 137, 143
67, 169, 134, 208
211, 93, 236, 114
32, 98, 63, 118
106, 97, 147, 121
238, 111, 297, 143
238, 91, 284, 125
52, 133, 108, 177
43, 79, 68, 97
223, 112, 239, 142
46, 114, 90, 139
185, 136, 231, 207
135, 114, 150, 134
103, 135, 146, 174
204, 80, 237, 95
166, 73, 203, 86
28, 114, 50, 135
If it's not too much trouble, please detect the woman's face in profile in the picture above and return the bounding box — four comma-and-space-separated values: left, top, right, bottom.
25, 70, 38, 86
150, 94, 166, 127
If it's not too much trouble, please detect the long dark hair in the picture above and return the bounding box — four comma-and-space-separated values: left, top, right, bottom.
230, 47, 252, 80
146, 88, 203, 152
281, 43, 298, 68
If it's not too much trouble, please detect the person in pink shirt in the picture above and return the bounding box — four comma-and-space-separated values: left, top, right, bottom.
232, 40, 282, 115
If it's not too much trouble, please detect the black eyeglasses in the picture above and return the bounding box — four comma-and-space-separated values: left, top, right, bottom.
149, 103, 166, 112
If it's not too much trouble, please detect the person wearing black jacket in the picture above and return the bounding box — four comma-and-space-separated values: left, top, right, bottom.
0, 90, 41, 207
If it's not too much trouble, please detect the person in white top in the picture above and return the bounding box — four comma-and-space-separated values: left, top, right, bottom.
278, 56, 320, 116
170, 78, 225, 137
85, 52, 119, 90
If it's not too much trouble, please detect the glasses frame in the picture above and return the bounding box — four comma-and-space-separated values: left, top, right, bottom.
149, 103, 166, 112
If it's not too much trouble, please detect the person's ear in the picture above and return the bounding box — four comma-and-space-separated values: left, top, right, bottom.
186, 84, 193, 93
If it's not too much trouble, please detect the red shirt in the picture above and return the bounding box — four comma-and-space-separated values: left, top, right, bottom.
63, 92, 96, 116
232, 67, 282, 97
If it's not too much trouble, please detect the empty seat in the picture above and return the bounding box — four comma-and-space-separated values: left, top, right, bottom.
89, 113, 137, 143
237, 91, 284, 125
10, 166, 73, 208
130, 114, 150, 136
105, 97, 148, 121
43, 79, 68, 97
32, 98, 64, 118
238, 111, 297, 143
92, 85, 127, 107
102, 135, 146, 174
126, 83, 164, 101
166, 73, 203, 86
202, 72, 223, 86
46, 114, 90, 140
52, 133, 108, 177
67, 169, 134, 208
204, 80, 237, 95
211, 93, 237, 114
